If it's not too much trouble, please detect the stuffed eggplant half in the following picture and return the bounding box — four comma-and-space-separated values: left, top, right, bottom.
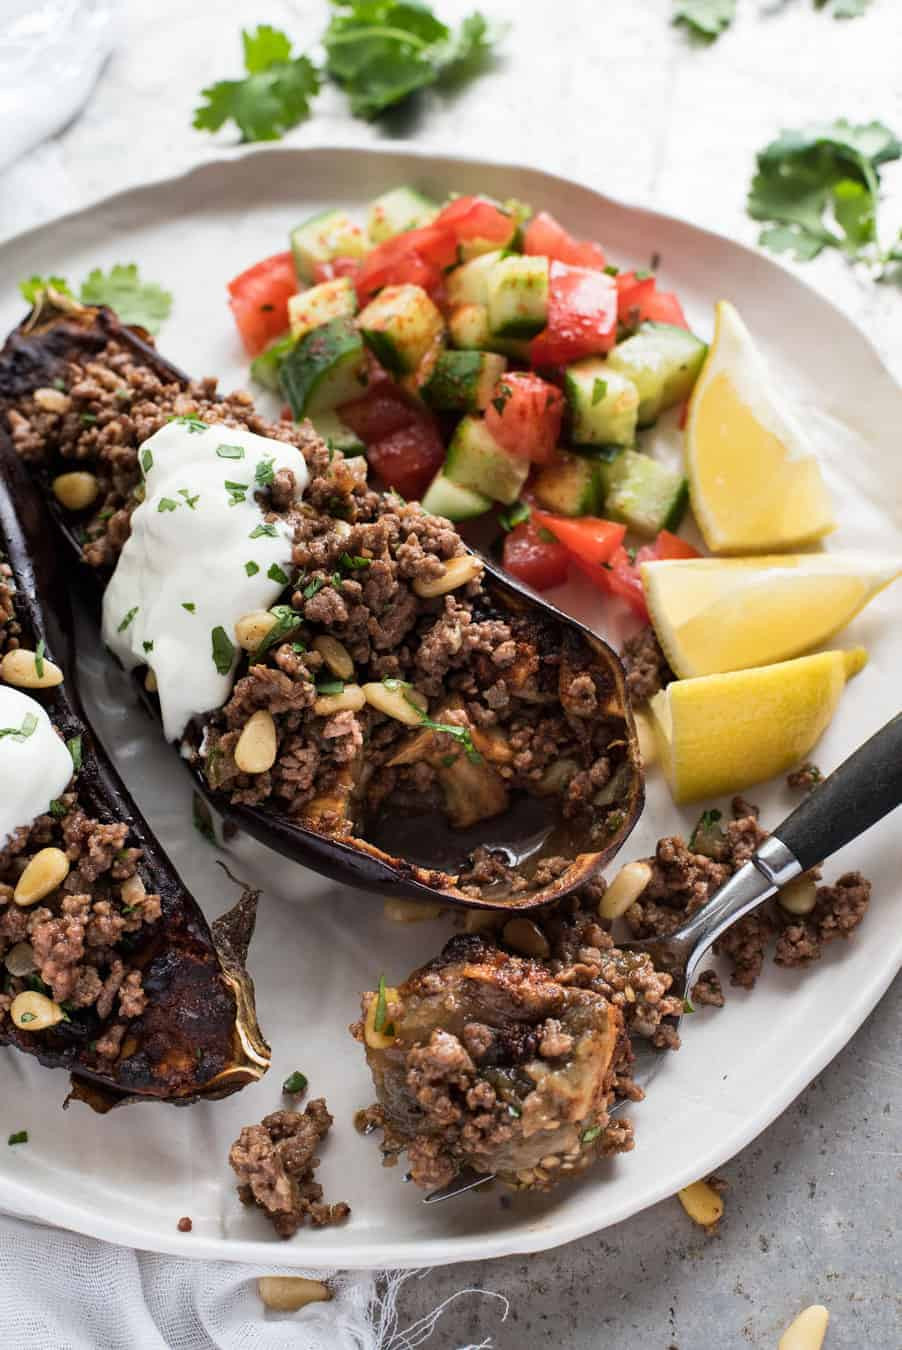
0, 447, 269, 1110
0, 294, 642, 910
353, 900, 682, 1191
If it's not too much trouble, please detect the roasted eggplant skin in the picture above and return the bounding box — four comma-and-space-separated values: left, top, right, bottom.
0, 445, 270, 1110
0, 297, 644, 913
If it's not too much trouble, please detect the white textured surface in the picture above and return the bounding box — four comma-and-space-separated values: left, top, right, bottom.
1, 1, 901, 1344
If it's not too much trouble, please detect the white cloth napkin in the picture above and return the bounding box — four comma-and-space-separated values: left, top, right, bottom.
0, 9, 507, 1347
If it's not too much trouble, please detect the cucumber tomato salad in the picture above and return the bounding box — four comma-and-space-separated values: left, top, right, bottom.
227, 186, 709, 620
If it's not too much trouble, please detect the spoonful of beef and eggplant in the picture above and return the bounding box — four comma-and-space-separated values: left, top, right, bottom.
0, 294, 642, 912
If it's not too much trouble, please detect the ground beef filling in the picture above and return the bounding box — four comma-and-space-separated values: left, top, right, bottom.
620, 626, 673, 704
5, 340, 635, 895
229, 1102, 350, 1238
0, 576, 160, 1050
352, 906, 682, 1192
624, 797, 872, 991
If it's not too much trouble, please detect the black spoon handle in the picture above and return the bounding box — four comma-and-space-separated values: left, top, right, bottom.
773, 712, 902, 873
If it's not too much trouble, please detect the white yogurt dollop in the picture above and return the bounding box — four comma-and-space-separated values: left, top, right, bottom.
102, 418, 308, 741
0, 686, 73, 846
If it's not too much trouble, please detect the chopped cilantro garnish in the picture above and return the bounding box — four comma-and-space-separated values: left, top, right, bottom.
682, 996, 695, 1015
0, 712, 39, 743
603, 263, 619, 276
373, 975, 394, 1035
382, 679, 482, 763
316, 677, 345, 696
267, 562, 290, 585
254, 456, 275, 487
49, 798, 68, 819
141, 447, 153, 475
507, 1103, 522, 1119
157, 497, 178, 513
245, 561, 260, 577
250, 604, 300, 664
118, 606, 139, 633
580, 1124, 602, 1143
211, 625, 236, 675
224, 480, 249, 506
66, 735, 83, 772
216, 444, 245, 459
249, 521, 278, 539
80, 413, 98, 426
178, 488, 200, 510
282, 1070, 308, 1095
498, 500, 530, 532
168, 415, 208, 433
80, 263, 172, 333
33, 639, 45, 679
182, 602, 196, 614
7, 1131, 28, 1146
339, 552, 370, 570
303, 576, 325, 599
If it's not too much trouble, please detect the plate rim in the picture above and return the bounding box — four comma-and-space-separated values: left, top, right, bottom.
1, 141, 900, 1269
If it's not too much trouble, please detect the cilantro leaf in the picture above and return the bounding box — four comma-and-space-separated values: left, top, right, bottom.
673, 0, 735, 40
19, 275, 74, 305
194, 25, 321, 142
323, 3, 502, 120
79, 264, 172, 334
748, 119, 902, 266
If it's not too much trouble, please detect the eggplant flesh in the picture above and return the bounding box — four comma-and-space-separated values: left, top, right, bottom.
0, 446, 270, 1110
0, 296, 643, 913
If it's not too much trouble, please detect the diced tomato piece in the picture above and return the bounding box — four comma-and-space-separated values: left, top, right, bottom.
616, 271, 689, 330
340, 386, 414, 443
312, 256, 362, 285
366, 418, 445, 500
434, 196, 514, 250
649, 530, 701, 562
502, 521, 569, 591
642, 289, 689, 329
523, 211, 606, 270
356, 225, 457, 304
227, 251, 298, 357
588, 530, 702, 621
484, 373, 564, 465
530, 508, 625, 566
529, 262, 618, 367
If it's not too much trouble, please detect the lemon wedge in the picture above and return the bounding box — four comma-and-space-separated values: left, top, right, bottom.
686, 301, 836, 553
642, 553, 901, 678
649, 648, 866, 803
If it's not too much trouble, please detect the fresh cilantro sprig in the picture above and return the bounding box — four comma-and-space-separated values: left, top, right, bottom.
673, 0, 735, 41
381, 678, 483, 763
748, 119, 902, 269
19, 264, 172, 334
194, 25, 321, 142
194, 11, 501, 140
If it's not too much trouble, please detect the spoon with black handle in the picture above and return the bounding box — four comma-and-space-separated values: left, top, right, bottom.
425, 709, 902, 1203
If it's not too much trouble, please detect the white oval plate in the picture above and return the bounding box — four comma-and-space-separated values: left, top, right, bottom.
1, 146, 900, 1269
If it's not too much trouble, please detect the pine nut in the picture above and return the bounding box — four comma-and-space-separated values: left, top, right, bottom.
0, 648, 64, 689
13, 847, 70, 906
3, 942, 36, 977
313, 635, 354, 680
10, 990, 65, 1032
34, 386, 71, 413
383, 898, 442, 922
121, 874, 146, 907
677, 1179, 724, 1227
234, 710, 277, 774
778, 875, 818, 916
364, 987, 400, 1050
52, 471, 99, 511
598, 861, 652, 921
412, 554, 483, 598
234, 610, 278, 651
144, 668, 158, 693
362, 681, 427, 725
313, 683, 365, 716
257, 1277, 332, 1312
633, 709, 658, 766
502, 917, 550, 958
778, 1305, 830, 1350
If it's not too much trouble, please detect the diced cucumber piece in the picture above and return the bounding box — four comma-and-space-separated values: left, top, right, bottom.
487, 255, 549, 338
458, 204, 520, 261
367, 186, 439, 242
533, 453, 603, 517
310, 411, 366, 458
290, 210, 367, 283
607, 322, 708, 426
444, 415, 530, 505
565, 360, 640, 449
446, 250, 506, 308
288, 277, 357, 341
599, 449, 689, 537
421, 468, 492, 521
448, 305, 531, 360
357, 284, 445, 376
279, 317, 367, 418
249, 332, 295, 392
421, 350, 507, 412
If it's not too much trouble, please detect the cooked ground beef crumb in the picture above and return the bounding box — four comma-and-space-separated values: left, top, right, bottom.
787, 762, 823, 791
774, 872, 870, 967
229, 1101, 350, 1238
620, 626, 673, 704
691, 970, 725, 1008
177, 1217, 193, 1233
